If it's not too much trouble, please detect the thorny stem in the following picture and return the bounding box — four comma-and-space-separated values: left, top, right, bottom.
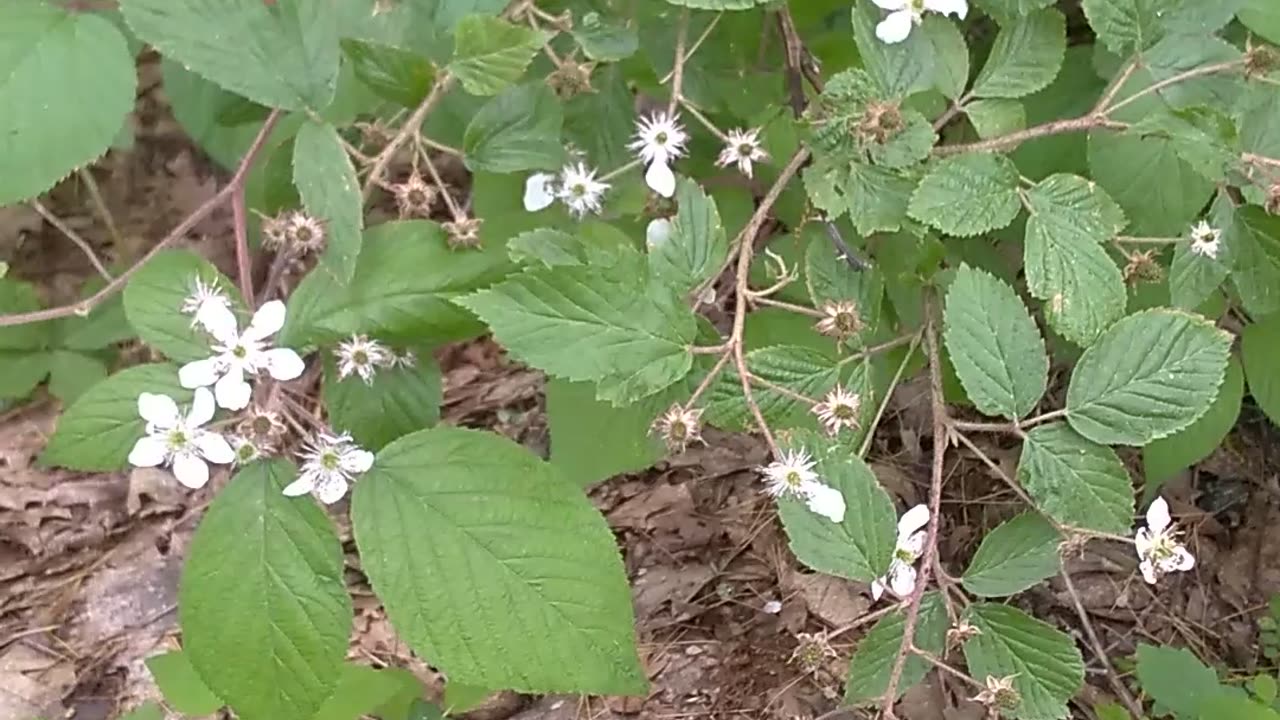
1091, 59, 1139, 115
29, 199, 113, 282
416, 137, 465, 221
951, 407, 1067, 435
836, 333, 917, 368
931, 91, 973, 132
749, 295, 825, 318
1061, 560, 1145, 718
912, 646, 984, 690
0, 110, 283, 328
660, 12, 722, 85
934, 115, 1129, 156
747, 372, 819, 405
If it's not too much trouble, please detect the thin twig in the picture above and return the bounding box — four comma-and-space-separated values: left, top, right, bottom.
416, 136, 465, 221
232, 185, 254, 303
667, 9, 690, 114
659, 12, 722, 84
28, 199, 113, 281
1061, 560, 1145, 718
360, 74, 456, 201
858, 332, 923, 458
0, 110, 283, 327
1105, 59, 1246, 116
934, 116, 1129, 156
913, 646, 984, 689
1091, 59, 1140, 115
749, 295, 824, 318
678, 98, 730, 142
76, 167, 124, 251
686, 350, 733, 408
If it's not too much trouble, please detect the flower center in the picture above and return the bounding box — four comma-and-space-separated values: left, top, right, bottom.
737, 143, 754, 157
656, 131, 669, 145
833, 403, 856, 419
784, 470, 803, 488
408, 189, 427, 205
895, 547, 915, 563
320, 450, 341, 471
296, 226, 313, 243
836, 312, 859, 333
570, 183, 586, 197
237, 443, 257, 462
167, 429, 188, 449
353, 349, 369, 366
669, 421, 688, 440
232, 344, 248, 359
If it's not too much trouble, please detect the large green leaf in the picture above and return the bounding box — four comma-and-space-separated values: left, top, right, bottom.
447, 15, 545, 96
1135, 644, 1224, 719
180, 460, 351, 720
458, 265, 697, 405
340, 38, 436, 108
1087, 132, 1213, 237
1244, 314, 1280, 428
1018, 423, 1134, 534
294, 121, 364, 283
777, 432, 897, 582
463, 83, 565, 173
1066, 309, 1232, 446
351, 427, 647, 695
41, 364, 189, 471
1143, 356, 1243, 486
312, 665, 422, 720
145, 651, 223, 716
961, 513, 1061, 597
322, 353, 442, 451
943, 265, 1048, 420
850, 1, 932, 98
1024, 174, 1127, 246
546, 378, 666, 487
47, 351, 109, 405
0, 4, 135, 204
844, 593, 947, 705
1226, 206, 1280, 318
971, 8, 1065, 99
122, 0, 339, 111
123, 250, 245, 363
963, 603, 1084, 720
705, 346, 845, 431
649, 179, 729, 294
908, 154, 1022, 237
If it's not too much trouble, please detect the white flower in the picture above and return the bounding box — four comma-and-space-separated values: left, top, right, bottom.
335, 334, 392, 385
812, 386, 862, 435
180, 276, 236, 334
629, 111, 687, 198
523, 172, 557, 212
178, 300, 306, 411
284, 431, 374, 504
872, 504, 930, 601
716, 128, 769, 178
1188, 220, 1222, 260
815, 300, 865, 339
653, 403, 704, 452
760, 448, 847, 523
1135, 496, 1195, 584
646, 218, 673, 250
871, 0, 968, 44
127, 388, 235, 489
558, 162, 610, 218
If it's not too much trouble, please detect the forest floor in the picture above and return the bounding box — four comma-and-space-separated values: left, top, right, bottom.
4, 61, 1280, 720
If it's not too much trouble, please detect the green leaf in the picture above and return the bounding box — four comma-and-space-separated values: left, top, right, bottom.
966, 99, 1027, 139
352, 426, 647, 695
0, 351, 50, 400
1126, 108, 1239, 184
57, 292, 133, 351
1169, 197, 1232, 311
1226, 206, 1280, 318
340, 39, 436, 107
1095, 701, 1133, 720
1088, 131, 1213, 237
961, 513, 1061, 597
851, 1, 932, 98
922, 16, 969, 100
571, 12, 638, 61
1066, 309, 1232, 445
458, 265, 696, 405
1243, 314, 1280, 428
448, 15, 545, 96
908, 154, 1022, 237
804, 228, 884, 339
1018, 423, 1134, 534
804, 160, 916, 236
0, 279, 51, 350
463, 83, 565, 173
649, 179, 729, 293
972, 9, 1065, 99
312, 665, 421, 720
844, 593, 948, 705
121, 0, 338, 111
662, 0, 770, 8
1081, 0, 1186, 54
1199, 695, 1280, 720
546, 378, 667, 487
1135, 644, 1223, 719
1024, 220, 1126, 348
47, 351, 108, 404
123, 250, 243, 363
0, 4, 135, 204
963, 603, 1084, 720
777, 432, 898, 582
42, 364, 189, 471
974, 0, 1057, 20
145, 651, 223, 716
180, 460, 350, 720
322, 353, 441, 451
1024, 173, 1127, 246
705, 346, 842, 431
294, 121, 364, 284
1241, 0, 1280, 44
943, 265, 1049, 420
1143, 356, 1242, 485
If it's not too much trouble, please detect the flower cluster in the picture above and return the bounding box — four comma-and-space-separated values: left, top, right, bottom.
760, 448, 847, 523
128, 388, 234, 489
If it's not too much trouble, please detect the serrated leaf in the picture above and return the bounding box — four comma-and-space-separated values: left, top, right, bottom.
458, 265, 696, 405
1143, 356, 1242, 485
962, 513, 1061, 597
777, 432, 897, 582
1169, 195, 1232, 311
1025, 174, 1127, 245
571, 12, 638, 61
650, 179, 728, 293
322, 353, 441, 451
145, 651, 223, 716
963, 603, 1084, 720
1243, 314, 1280, 429
546, 378, 665, 487
1081, 0, 1167, 54
121, 0, 338, 111
1126, 108, 1239, 184
1226, 205, 1280, 318
804, 160, 916, 236
57, 292, 132, 351
909, 154, 1021, 237
341, 38, 436, 107
0, 4, 135, 205
180, 460, 350, 720
42, 364, 189, 471
448, 15, 545, 96
705, 346, 841, 431
1242, 0, 1280, 44
294, 121, 363, 283
1088, 131, 1213, 237
507, 227, 634, 269
1135, 644, 1223, 718
922, 16, 969, 100
851, 1, 932, 98
352, 426, 646, 694
966, 98, 1027, 139
1018, 423, 1134, 534
943, 265, 1048, 420
123, 250, 244, 363
972, 9, 1065, 99
844, 593, 948, 705
47, 351, 108, 404
975, 0, 1057, 20
1066, 309, 1231, 445
0, 279, 49, 350
463, 83, 565, 173
1024, 215, 1126, 348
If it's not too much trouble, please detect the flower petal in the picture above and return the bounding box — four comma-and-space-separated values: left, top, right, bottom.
871, 0, 906, 8
876, 9, 915, 43
645, 161, 677, 198
197, 302, 239, 343
341, 448, 375, 474
523, 173, 556, 212
282, 475, 315, 497
1134, 528, 1154, 555
923, 0, 968, 18
261, 347, 305, 381
187, 387, 216, 427
194, 432, 236, 465
646, 218, 672, 250
172, 452, 210, 489
901, 530, 926, 559
889, 563, 917, 598
1146, 496, 1171, 534
1139, 558, 1159, 584
315, 476, 349, 505
214, 370, 253, 411
803, 481, 847, 523
871, 578, 886, 601
898, 503, 930, 537
1168, 546, 1195, 572
179, 357, 223, 389
128, 436, 168, 467
137, 392, 181, 427
244, 300, 287, 342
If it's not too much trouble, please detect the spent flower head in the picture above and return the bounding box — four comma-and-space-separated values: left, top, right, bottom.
812, 386, 862, 436
128, 388, 234, 489
815, 300, 865, 340
335, 334, 393, 385
178, 300, 306, 410
972, 675, 1020, 711
1134, 496, 1195, 584
653, 404, 705, 453
238, 406, 287, 453
872, 504, 929, 601
286, 211, 327, 254
1188, 220, 1222, 260
716, 128, 769, 179
760, 448, 847, 523
444, 216, 483, 250
790, 631, 837, 673
629, 110, 687, 198
180, 276, 236, 334
557, 162, 610, 218
285, 430, 375, 505
392, 173, 437, 219
871, 0, 968, 44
